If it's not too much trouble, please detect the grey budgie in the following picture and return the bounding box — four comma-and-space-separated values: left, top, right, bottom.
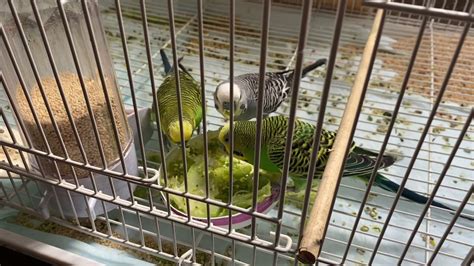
213, 58, 326, 120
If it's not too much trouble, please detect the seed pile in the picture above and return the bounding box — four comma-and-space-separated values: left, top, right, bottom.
17, 73, 130, 178
0, 127, 28, 176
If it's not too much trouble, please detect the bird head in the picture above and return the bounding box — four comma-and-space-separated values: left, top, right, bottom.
168, 121, 194, 144
218, 122, 247, 161
214, 82, 247, 119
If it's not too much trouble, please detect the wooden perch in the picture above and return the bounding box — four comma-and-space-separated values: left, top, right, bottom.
296, 9, 385, 264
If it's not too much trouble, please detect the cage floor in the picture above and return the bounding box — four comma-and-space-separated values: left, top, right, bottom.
0, 0, 472, 265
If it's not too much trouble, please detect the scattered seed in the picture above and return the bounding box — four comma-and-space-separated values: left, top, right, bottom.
372, 225, 381, 233
420, 233, 437, 248
356, 248, 365, 255
432, 126, 445, 134
383, 111, 392, 117
377, 124, 388, 133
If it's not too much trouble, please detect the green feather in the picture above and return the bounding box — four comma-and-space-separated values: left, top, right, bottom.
155, 50, 203, 144
219, 115, 462, 213
156, 70, 202, 141
222, 115, 393, 179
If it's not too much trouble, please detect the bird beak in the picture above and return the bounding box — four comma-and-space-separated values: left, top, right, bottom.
222, 110, 231, 119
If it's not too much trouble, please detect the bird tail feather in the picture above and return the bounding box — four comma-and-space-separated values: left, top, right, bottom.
160, 49, 172, 74
374, 173, 473, 221
302, 58, 327, 77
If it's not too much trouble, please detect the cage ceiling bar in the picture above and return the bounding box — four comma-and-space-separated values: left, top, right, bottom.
364, 0, 474, 22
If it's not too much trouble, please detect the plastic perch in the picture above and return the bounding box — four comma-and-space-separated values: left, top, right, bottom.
297, 9, 386, 264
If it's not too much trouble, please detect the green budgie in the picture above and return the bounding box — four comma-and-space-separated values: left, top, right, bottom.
217, 115, 457, 211
156, 49, 202, 144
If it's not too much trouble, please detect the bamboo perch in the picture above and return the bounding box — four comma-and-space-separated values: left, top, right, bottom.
296, 9, 385, 264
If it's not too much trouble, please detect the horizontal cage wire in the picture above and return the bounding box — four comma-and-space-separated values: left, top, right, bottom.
0, 0, 472, 265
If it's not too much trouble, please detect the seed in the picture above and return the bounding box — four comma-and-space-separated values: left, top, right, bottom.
356, 248, 365, 255
17, 73, 129, 178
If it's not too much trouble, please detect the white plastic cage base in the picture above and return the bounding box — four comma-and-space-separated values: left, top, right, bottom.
37, 143, 138, 220
0, 228, 105, 266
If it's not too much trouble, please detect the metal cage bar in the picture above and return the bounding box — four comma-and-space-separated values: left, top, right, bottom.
398, 108, 473, 261
274, 0, 316, 250
369, 9, 472, 265
298, 7, 386, 264
0, 0, 472, 265
341, 3, 430, 262
296, 0, 348, 256
364, 0, 474, 22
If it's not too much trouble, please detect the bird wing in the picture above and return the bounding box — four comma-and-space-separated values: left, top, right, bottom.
266, 121, 337, 178
266, 119, 393, 179
341, 146, 396, 177
261, 73, 292, 113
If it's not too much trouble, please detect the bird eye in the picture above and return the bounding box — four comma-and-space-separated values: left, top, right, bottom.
224, 134, 229, 142
240, 105, 245, 110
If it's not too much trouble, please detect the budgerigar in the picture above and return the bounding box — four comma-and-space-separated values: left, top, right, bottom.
156, 49, 202, 145
217, 115, 457, 211
214, 58, 326, 120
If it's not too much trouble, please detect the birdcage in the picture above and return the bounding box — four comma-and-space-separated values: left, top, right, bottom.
0, 0, 472, 265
